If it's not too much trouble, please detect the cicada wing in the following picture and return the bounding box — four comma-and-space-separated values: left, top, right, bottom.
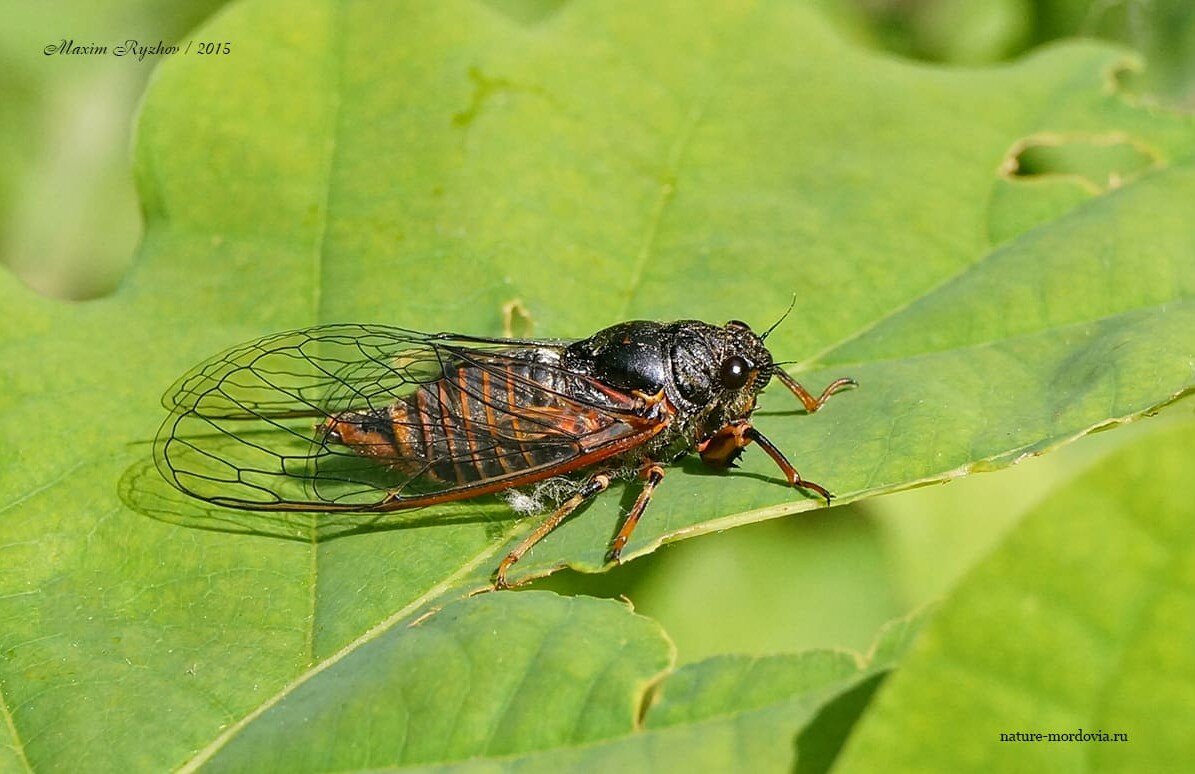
155, 325, 659, 513
156, 325, 437, 509
160, 325, 576, 416
160, 325, 439, 417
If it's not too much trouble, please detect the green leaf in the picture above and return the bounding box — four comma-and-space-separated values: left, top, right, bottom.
2, 0, 1195, 768
639, 612, 921, 773
574, 509, 906, 663
198, 593, 920, 772
198, 592, 674, 771
835, 417, 1195, 772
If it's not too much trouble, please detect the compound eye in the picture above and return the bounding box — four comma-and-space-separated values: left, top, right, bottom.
726, 319, 751, 332
718, 355, 751, 389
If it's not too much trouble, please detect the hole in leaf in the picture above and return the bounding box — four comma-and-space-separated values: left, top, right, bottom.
501, 298, 535, 338
1002, 134, 1160, 192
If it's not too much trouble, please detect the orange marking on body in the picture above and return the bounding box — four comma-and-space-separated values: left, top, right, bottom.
385, 404, 424, 476
480, 369, 512, 474
437, 379, 467, 483
365, 418, 671, 511
413, 388, 439, 479
504, 366, 536, 468
455, 369, 486, 479
217, 413, 674, 514
517, 404, 603, 438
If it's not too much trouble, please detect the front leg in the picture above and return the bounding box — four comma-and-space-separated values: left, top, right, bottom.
698, 420, 833, 504
697, 421, 752, 469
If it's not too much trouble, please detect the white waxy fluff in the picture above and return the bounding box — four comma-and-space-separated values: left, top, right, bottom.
502, 477, 583, 515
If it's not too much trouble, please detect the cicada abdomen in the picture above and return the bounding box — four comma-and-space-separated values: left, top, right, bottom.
319, 354, 631, 486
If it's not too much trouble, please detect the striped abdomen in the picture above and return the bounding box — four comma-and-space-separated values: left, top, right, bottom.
323, 359, 618, 485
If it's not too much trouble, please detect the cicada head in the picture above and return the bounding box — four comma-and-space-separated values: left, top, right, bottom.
668, 319, 775, 431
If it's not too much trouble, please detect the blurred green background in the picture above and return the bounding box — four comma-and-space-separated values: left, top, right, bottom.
4, 0, 1192, 666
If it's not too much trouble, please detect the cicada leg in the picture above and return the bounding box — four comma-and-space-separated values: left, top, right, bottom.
608, 462, 665, 563
494, 471, 612, 589
698, 420, 833, 505
697, 422, 750, 469
774, 370, 856, 413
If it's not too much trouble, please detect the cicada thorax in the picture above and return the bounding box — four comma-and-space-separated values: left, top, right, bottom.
321, 354, 619, 486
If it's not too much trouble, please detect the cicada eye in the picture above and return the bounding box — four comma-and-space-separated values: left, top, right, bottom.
726, 320, 752, 332
718, 355, 751, 389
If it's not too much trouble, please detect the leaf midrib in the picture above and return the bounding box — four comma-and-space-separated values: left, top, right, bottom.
306, 1, 344, 667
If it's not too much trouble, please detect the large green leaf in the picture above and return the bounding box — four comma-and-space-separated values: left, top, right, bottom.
2, 0, 1194, 769
198, 592, 674, 771
198, 593, 920, 771
836, 416, 1195, 772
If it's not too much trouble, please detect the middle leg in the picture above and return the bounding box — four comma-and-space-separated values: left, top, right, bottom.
608, 462, 665, 563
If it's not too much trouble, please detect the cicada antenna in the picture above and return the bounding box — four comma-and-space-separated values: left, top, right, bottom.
760, 294, 797, 341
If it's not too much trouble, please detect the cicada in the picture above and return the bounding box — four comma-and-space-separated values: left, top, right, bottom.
156, 319, 854, 587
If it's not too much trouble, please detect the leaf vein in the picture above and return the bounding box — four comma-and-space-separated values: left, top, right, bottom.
0, 678, 33, 773
480, 601, 573, 755
176, 522, 524, 772
617, 101, 707, 320
0, 462, 87, 518
800, 161, 1192, 370
810, 296, 1193, 373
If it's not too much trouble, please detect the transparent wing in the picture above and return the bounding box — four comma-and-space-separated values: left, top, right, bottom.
155, 324, 661, 512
